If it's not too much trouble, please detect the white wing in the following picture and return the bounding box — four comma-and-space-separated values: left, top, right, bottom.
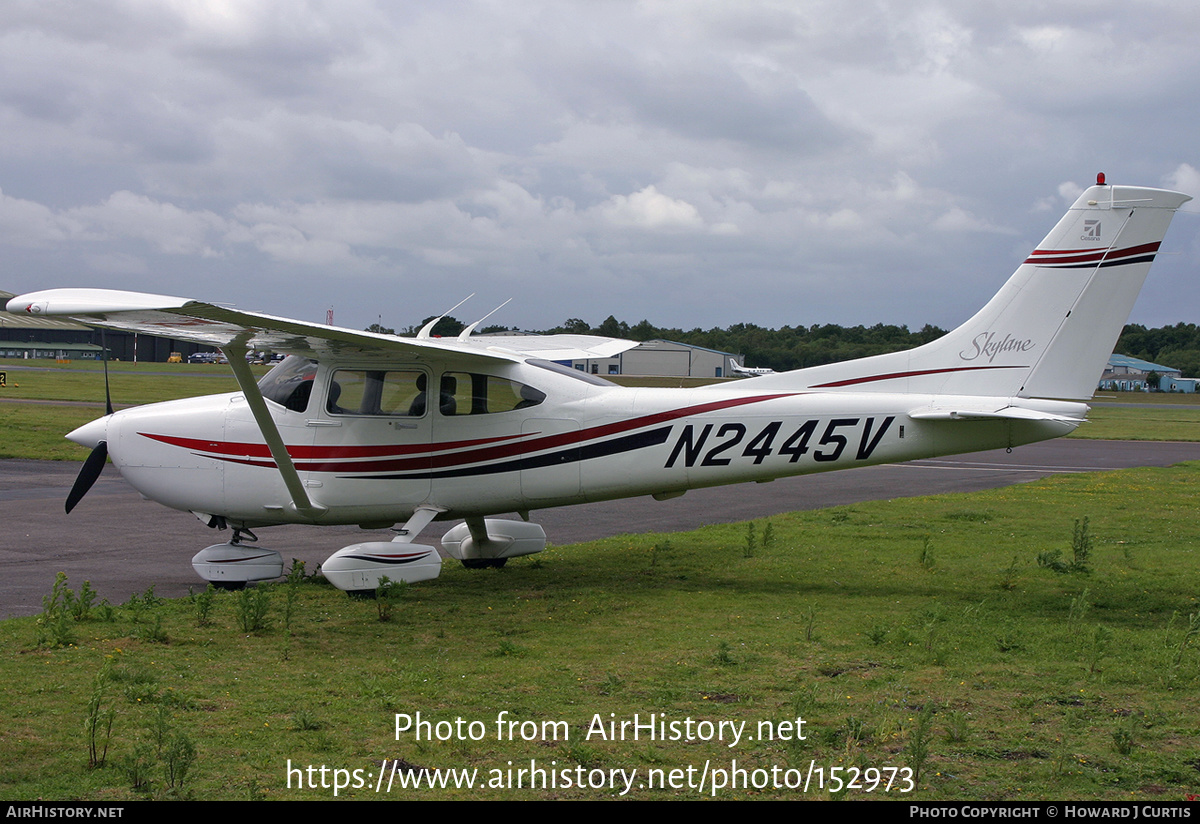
6, 288, 637, 364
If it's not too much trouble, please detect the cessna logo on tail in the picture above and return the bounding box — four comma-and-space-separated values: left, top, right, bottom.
959, 332, 1036, 363
1083, 219, 1101, 240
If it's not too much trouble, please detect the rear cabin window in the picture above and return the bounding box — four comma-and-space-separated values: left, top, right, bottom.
326, 370, 428, 417
439, 373, 545, 416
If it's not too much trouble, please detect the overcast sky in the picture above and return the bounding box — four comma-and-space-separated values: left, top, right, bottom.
2, 1, 1198, 335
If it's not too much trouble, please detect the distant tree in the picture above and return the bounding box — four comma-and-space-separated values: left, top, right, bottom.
365, 322, 396, 335
415, 315, 465, 337
596, 315, 630, 338
630, 320, 658, 341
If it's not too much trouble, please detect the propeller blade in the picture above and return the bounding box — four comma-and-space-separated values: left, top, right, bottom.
65, 441, 108, 514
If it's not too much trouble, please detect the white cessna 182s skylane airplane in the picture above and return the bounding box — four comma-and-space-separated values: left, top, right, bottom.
7, 176, 1192, 593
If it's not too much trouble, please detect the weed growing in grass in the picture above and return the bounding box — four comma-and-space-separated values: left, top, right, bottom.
943, 710, 970, 743
357, 674, 401, 711
1164, 610, 1200, 682
191, 584, 216, 627
130, 585, 162, 608
163, 732, 197, 796
745, 522, 757, 558
650, 539, 672, 567
292, 709, 322, 731
149, 704, 173, 757
999, 556, 1020, 590
374, 575, 407, 622
866, 623, 889, 646
37, 572, 76, 648
125, 585, 162, 625
84, 660, 115, 769
803, 606, 817, 642
136, 613, 168, 644
566, 744, 600, 768
918, 536, 935, 570
121, 741, 155, 793
714, 640, 737, 666
762, 522, 775, 551
905, 704, 935, 788
1087, 625, 1113, 677
792, 683, 820, 716
843, 715, 867, 746
1072, 516, 1093, 572
1068, 588, 1092, 630
1037, 549, 1068, 573
236, 586, 270, 633
995, 625, 1023, 653
95, 599, 116, 622
118, 705, 175, 794
1038, 517, 1094, 574
282, 560, 305, 656
597, 672, 625, 695
494, 639, 528, 658
67, 579, 98, 621
1112, 713, 1138, 755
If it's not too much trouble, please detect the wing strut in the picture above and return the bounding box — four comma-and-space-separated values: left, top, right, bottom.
222, 341, 326, 519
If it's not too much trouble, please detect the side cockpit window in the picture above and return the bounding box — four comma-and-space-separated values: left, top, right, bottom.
440, 372, 545, 416
327, 369, 427, 417
257, 356, 318, 413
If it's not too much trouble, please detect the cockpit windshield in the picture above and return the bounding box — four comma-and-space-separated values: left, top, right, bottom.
257, 355, 318, 412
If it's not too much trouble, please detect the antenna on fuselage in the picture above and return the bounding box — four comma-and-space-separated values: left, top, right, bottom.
417, 293, 474, 339
458, 298, 513, 341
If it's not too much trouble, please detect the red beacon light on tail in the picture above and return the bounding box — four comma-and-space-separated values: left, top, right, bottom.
1097, 172, 1106, 185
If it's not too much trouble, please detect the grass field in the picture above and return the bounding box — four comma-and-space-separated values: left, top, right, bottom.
1070, 405, 1200, 442
4, 462, 1200, 800
3, 358, 1200, 800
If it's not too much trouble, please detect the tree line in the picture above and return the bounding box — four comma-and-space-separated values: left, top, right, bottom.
1114, 323, 1200, 378
367, 315, 1197, 376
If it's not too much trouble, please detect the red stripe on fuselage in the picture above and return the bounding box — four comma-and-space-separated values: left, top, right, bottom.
139, 393, 798, 473
139, 431, 527, 458
811, 365, 1019, 389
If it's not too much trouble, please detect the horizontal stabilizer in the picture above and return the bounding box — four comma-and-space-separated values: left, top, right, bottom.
909, 405, 1086, 424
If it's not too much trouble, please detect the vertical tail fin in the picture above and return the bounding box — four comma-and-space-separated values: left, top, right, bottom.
753, 179, 1191, 399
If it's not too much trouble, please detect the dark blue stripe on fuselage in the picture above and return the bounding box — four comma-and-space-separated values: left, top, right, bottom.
344, 426, 673, 481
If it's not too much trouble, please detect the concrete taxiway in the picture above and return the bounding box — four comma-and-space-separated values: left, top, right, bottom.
3, 438, 1199, 618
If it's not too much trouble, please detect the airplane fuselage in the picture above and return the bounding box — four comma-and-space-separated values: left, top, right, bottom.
84, 356, 1084, 530
27, 178, 1188, 590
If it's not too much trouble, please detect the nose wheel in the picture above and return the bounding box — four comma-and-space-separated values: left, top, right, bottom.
191, 528, 283, 588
